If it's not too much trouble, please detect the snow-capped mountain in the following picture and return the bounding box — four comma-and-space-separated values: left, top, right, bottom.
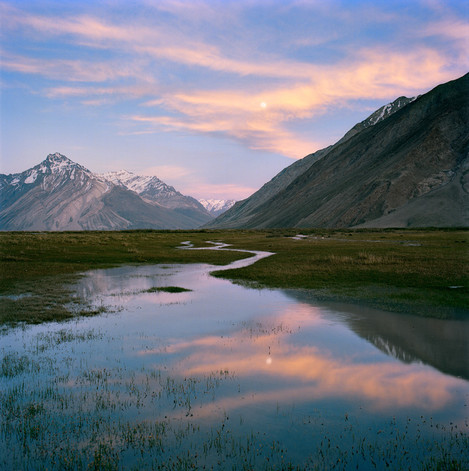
100, 170, 178, 201
1, 152, 108, 194
0, 153, 115, 230
0, 153, 212, 231
100, 170, 211, 225
198, 199, 236, 217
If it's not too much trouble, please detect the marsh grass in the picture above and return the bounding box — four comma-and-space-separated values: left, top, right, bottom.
0, 231, 249, 326
1, 345, 467, 470
32, 328, 103, 353
0, 229, 467, 325
1, 229, 467, 469
1, 319, 467, 470
1, 352, 39, 378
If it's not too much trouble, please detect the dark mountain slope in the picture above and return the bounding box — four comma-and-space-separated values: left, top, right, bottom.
207, 96, 416, 229
99, 186, 203, 230
209, 73, 468, 229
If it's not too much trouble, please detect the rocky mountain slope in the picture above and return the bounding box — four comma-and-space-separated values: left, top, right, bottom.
0, 154, 212, 230
198, 199, 236, 217
207, 74, 468, 228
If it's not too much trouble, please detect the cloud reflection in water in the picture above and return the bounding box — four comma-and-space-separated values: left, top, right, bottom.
137, 301, 464, 414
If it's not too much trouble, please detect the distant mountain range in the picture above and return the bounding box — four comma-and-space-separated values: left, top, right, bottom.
101, 170, 235, 218
0, 154, 216, 230
198, 199, 236, 217
207, 73, 468, 228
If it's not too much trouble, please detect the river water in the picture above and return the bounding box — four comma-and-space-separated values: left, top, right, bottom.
1, 243, 468, 469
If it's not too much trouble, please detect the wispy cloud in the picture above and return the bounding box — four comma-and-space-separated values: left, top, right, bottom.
1, 51, 140, 83
45, 83, 157, 100
421, 17, 469, 44
1, 0, 468, 172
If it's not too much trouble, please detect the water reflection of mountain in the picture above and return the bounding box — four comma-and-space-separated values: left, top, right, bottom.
285, 290, 469, 380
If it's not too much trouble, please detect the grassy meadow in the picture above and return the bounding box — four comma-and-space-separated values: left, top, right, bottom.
0, 228, 468, 325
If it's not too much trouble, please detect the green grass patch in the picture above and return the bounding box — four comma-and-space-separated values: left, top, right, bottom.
144, 286, 192, 293
209, 228, 469, 318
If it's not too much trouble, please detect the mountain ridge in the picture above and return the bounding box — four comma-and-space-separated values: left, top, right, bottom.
207, 94, 417, 228
206, 74, 468, 229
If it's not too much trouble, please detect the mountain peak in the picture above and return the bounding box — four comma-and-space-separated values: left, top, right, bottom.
42, 152, 83, 174
100, 170, 178, 198
46, 152, 69, 161
106, 169, 135, 179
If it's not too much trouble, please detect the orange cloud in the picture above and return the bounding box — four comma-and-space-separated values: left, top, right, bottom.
129, 45, 461, 157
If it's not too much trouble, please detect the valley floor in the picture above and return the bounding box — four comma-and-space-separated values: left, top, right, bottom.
0, 228, 467, 325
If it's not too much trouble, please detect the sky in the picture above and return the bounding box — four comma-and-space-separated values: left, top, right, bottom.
1, 0, 468, 201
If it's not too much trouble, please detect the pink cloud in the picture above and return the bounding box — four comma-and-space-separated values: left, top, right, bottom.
45, 83, 157, 99
129, 44, 462, 158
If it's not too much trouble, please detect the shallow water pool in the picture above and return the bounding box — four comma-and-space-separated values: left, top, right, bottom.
1, 246, 467, 469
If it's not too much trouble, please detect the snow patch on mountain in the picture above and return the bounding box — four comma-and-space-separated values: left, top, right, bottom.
24, 170, 38, 184
336, 96, 417, 147
366, 96, 417, 126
